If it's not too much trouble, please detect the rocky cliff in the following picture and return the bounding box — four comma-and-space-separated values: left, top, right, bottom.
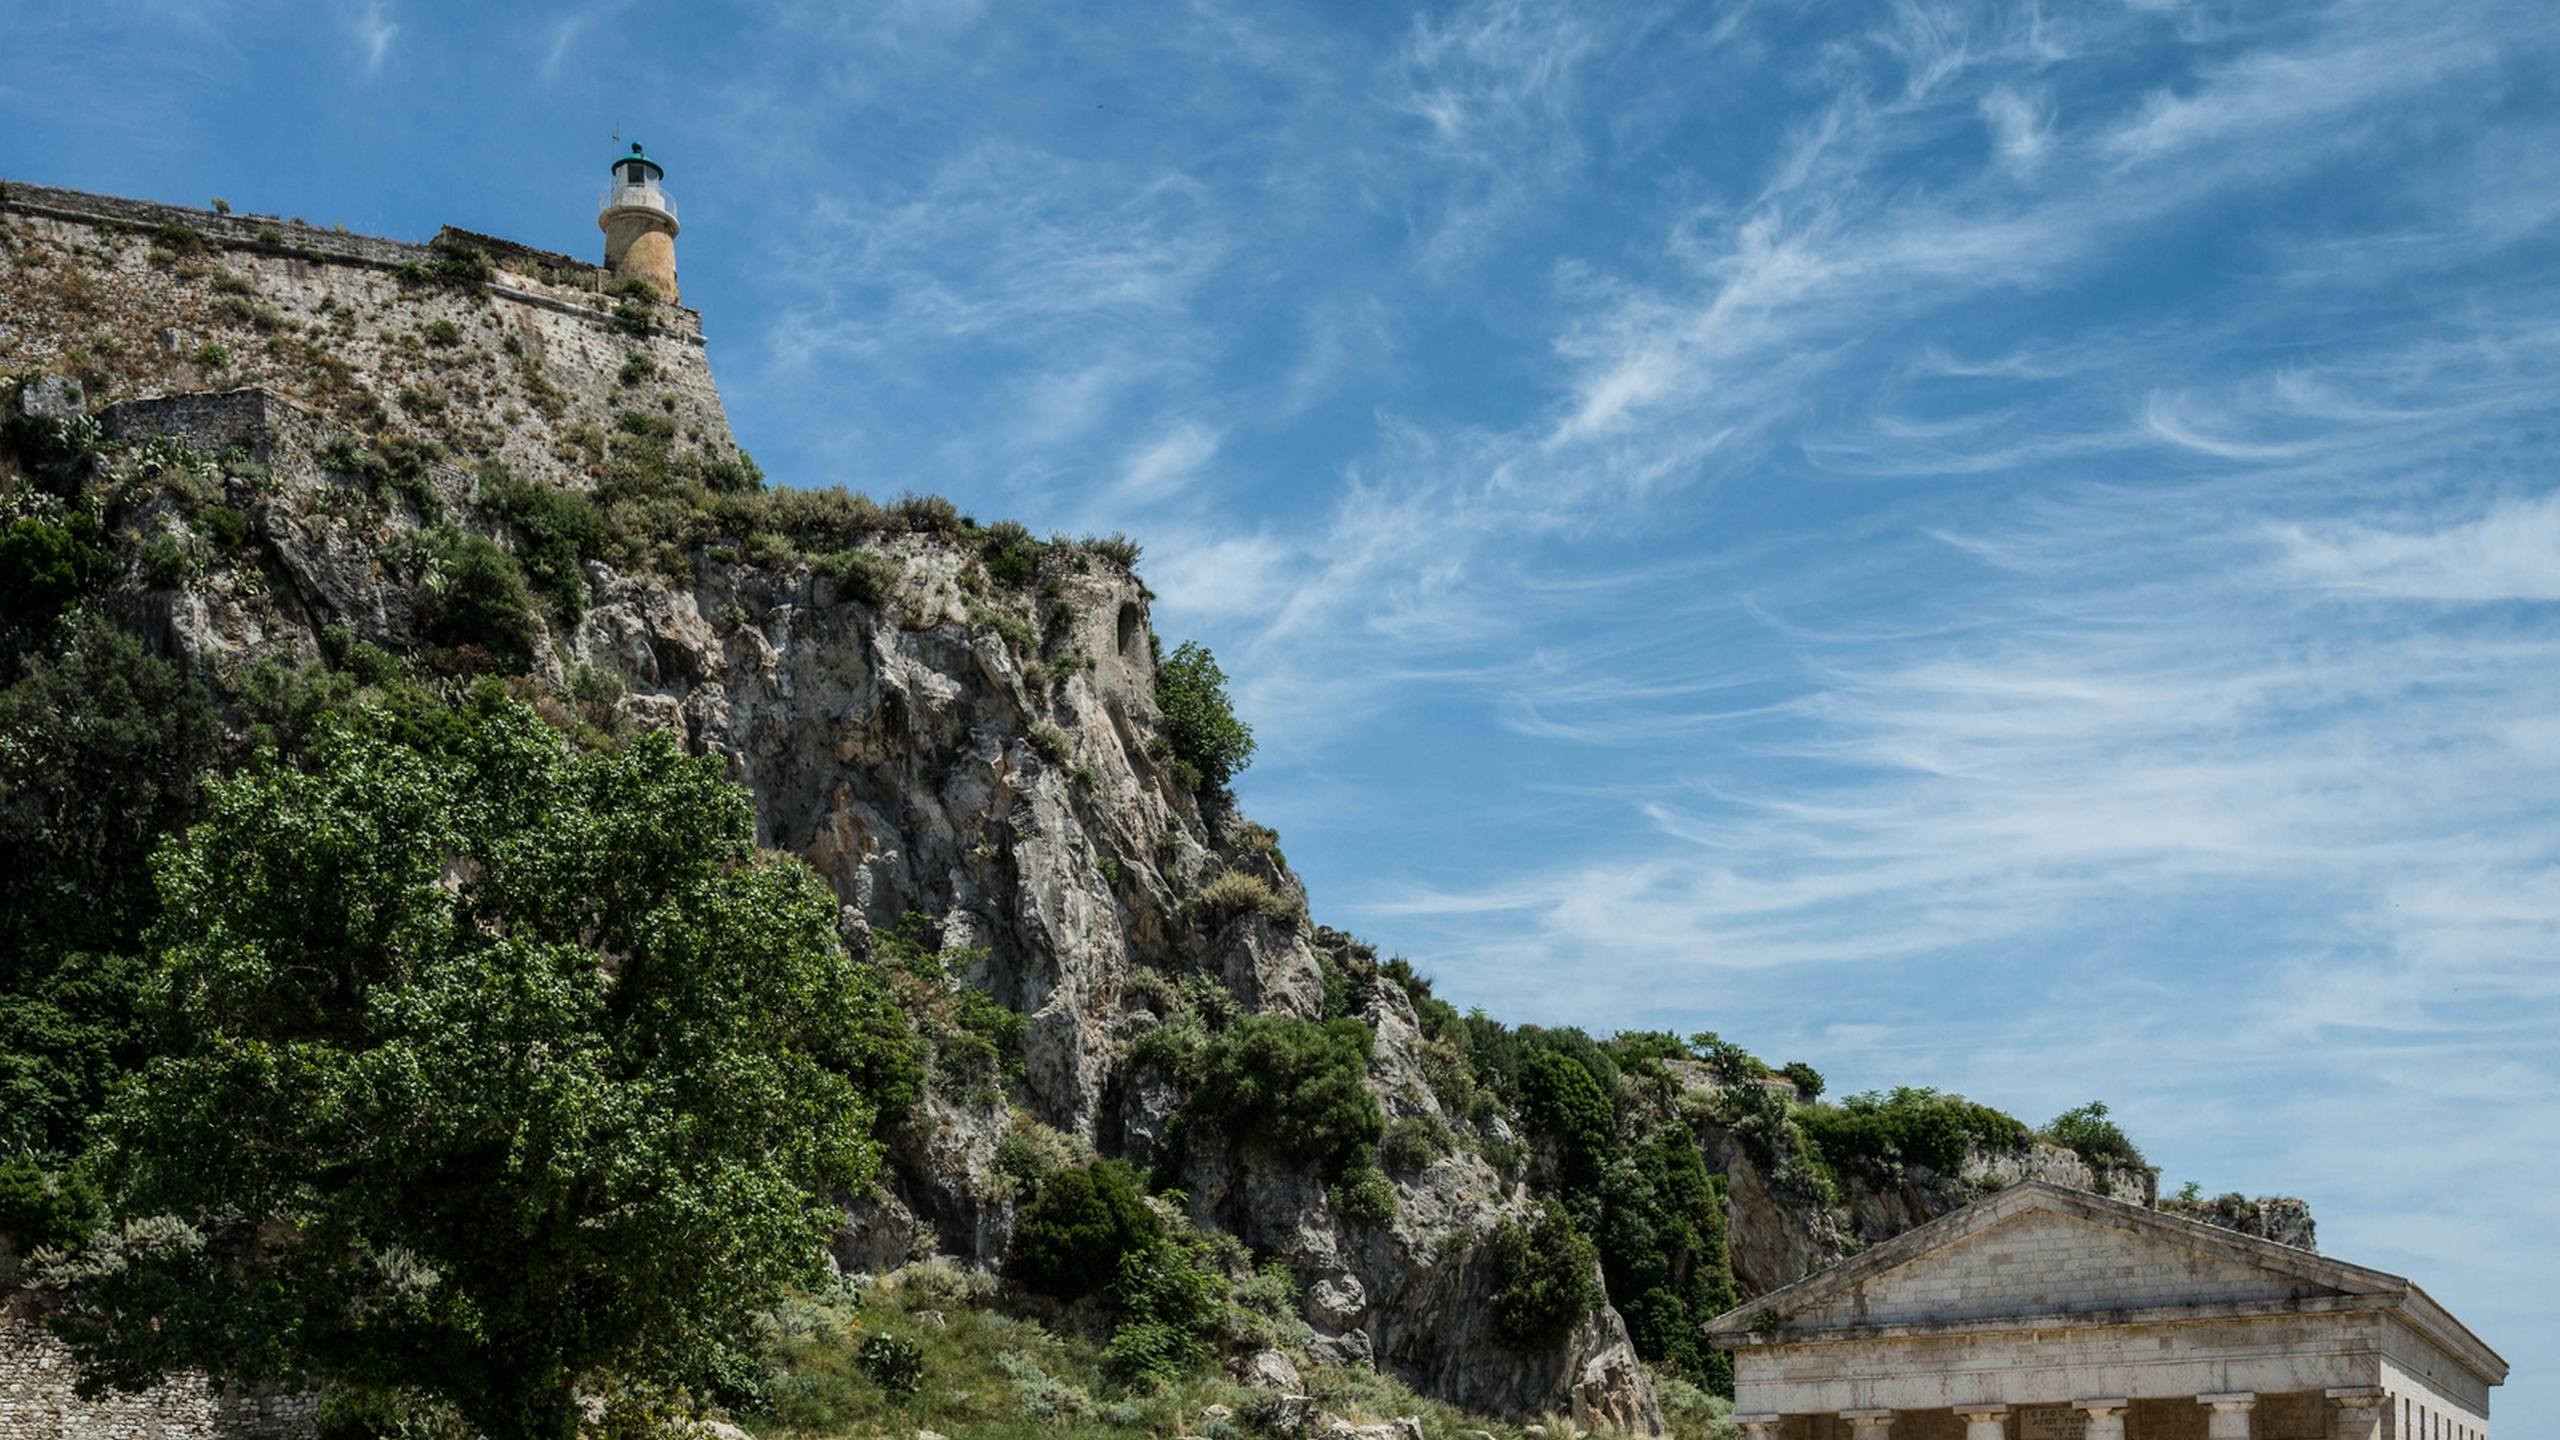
0, 182, 2310, 1431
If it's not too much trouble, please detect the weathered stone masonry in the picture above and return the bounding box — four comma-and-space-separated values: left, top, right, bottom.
0, 180, 735, 493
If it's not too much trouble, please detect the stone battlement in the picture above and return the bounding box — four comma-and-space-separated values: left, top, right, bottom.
0, 178, 737, 494
0, 181, 701, 336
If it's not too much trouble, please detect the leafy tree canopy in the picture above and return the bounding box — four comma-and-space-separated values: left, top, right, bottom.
41, 700, 919, 1440
1152, 641, 1254, 795
0, 614, 216, 1161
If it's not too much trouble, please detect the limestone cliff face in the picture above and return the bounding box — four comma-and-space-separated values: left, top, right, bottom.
14, 365, 1657, 1427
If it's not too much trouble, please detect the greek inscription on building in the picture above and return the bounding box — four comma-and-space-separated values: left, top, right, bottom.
2020, 1408, 2087, 1440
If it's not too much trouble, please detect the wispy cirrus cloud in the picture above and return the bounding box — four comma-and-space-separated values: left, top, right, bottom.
351, 0, 398, 76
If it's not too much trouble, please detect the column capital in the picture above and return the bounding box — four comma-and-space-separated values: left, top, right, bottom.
2074, 1398, 2131, 1417
1953, 1404, 2010, 1420
1734, 1415, 1783, 1440
2199, 1392, 2258, 1411
2326, 1387, 2388, 1406
1840, 1408, 1895, 1437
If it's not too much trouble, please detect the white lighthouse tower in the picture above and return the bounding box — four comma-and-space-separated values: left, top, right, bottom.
599, 141, 680, 302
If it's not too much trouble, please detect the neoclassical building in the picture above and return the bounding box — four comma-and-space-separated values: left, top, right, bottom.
1705, 1182, 2504, 1440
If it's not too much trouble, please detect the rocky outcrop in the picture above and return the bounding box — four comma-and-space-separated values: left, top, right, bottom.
21, 375, 1656, 1427
2159, 1193, 2317, 1252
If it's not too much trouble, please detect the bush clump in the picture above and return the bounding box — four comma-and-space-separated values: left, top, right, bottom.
979, 520, 1042, 589
1010, 1158, 1163, 1302
1187, 1015, 1381, 1178
1194, 869, 1294, 927
815, 547, 902, 606
2042, 1100, 2147, 1170
856, 1334, 924, 1396
1101, 1237, 1221, 1387
478, 465, 607, 621
1327, 1165, 1397, 1228
1486, 1200, 1601, 1347
424, 532, 539, 671
1796, 1087, 2031, 1177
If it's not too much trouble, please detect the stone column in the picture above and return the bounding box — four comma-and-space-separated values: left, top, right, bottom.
2075, 1398, 2131, 1440
1841, 1409, 1894, 1440
2200, 1393, 2258, 1440
1735, 1415, 1783, 1440
1954, 1403, 2009, 1440
2327, 1388, 2388, 1440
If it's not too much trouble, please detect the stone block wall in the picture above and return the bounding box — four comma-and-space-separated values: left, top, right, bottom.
0, 1315, 313, 1440
0, 181, 735, 494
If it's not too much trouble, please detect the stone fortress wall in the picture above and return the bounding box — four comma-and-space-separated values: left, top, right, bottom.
0, 179, 736, 493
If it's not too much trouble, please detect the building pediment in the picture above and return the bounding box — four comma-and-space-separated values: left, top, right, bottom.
1706, 1182, 2507, 1388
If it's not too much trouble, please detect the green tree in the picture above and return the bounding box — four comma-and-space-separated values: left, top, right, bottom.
1516, 1048, 1615, 1199
42, 702, 917, 1439
0, 615, 216, 1161
1594, 1127, 1737, 1394
1152, 641, 1254, 794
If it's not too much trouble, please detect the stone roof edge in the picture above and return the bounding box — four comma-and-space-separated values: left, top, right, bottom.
1702, 1181, 2508, 1384
2390, 1285, 2510, 1387
1716, 1290, 2393, 1347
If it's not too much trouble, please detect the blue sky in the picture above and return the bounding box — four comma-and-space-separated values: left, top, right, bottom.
8, 0, 2555, 1413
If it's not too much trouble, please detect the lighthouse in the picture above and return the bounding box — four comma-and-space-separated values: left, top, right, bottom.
599, 142, 680, 301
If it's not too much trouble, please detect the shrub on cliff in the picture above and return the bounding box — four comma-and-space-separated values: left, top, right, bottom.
1102, 1236, 1222, 1386
1153, 640, 1254, 795
979, 519, 1042, 589
1796, 1086, 2031, 1177
1011, 1158, 1164, 1302
1186, 1014, 1381, 1178
1517, 1046, 1617, 1197
1486, 1199, 1601, 1347
41, 701, 915, 1440
423, 531, 538, 670
1194, 868, 1295, 927
0, 513, 105, 638
0, 616, 215, 1160
2041, 1099, 2147, 1170
1596, 1127, 1736, 1391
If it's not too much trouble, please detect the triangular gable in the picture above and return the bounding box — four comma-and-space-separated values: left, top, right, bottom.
1707, 1182, 2399, 1335
1790, 1204, 2345, 1329
1703, 1183, 2510, 1388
